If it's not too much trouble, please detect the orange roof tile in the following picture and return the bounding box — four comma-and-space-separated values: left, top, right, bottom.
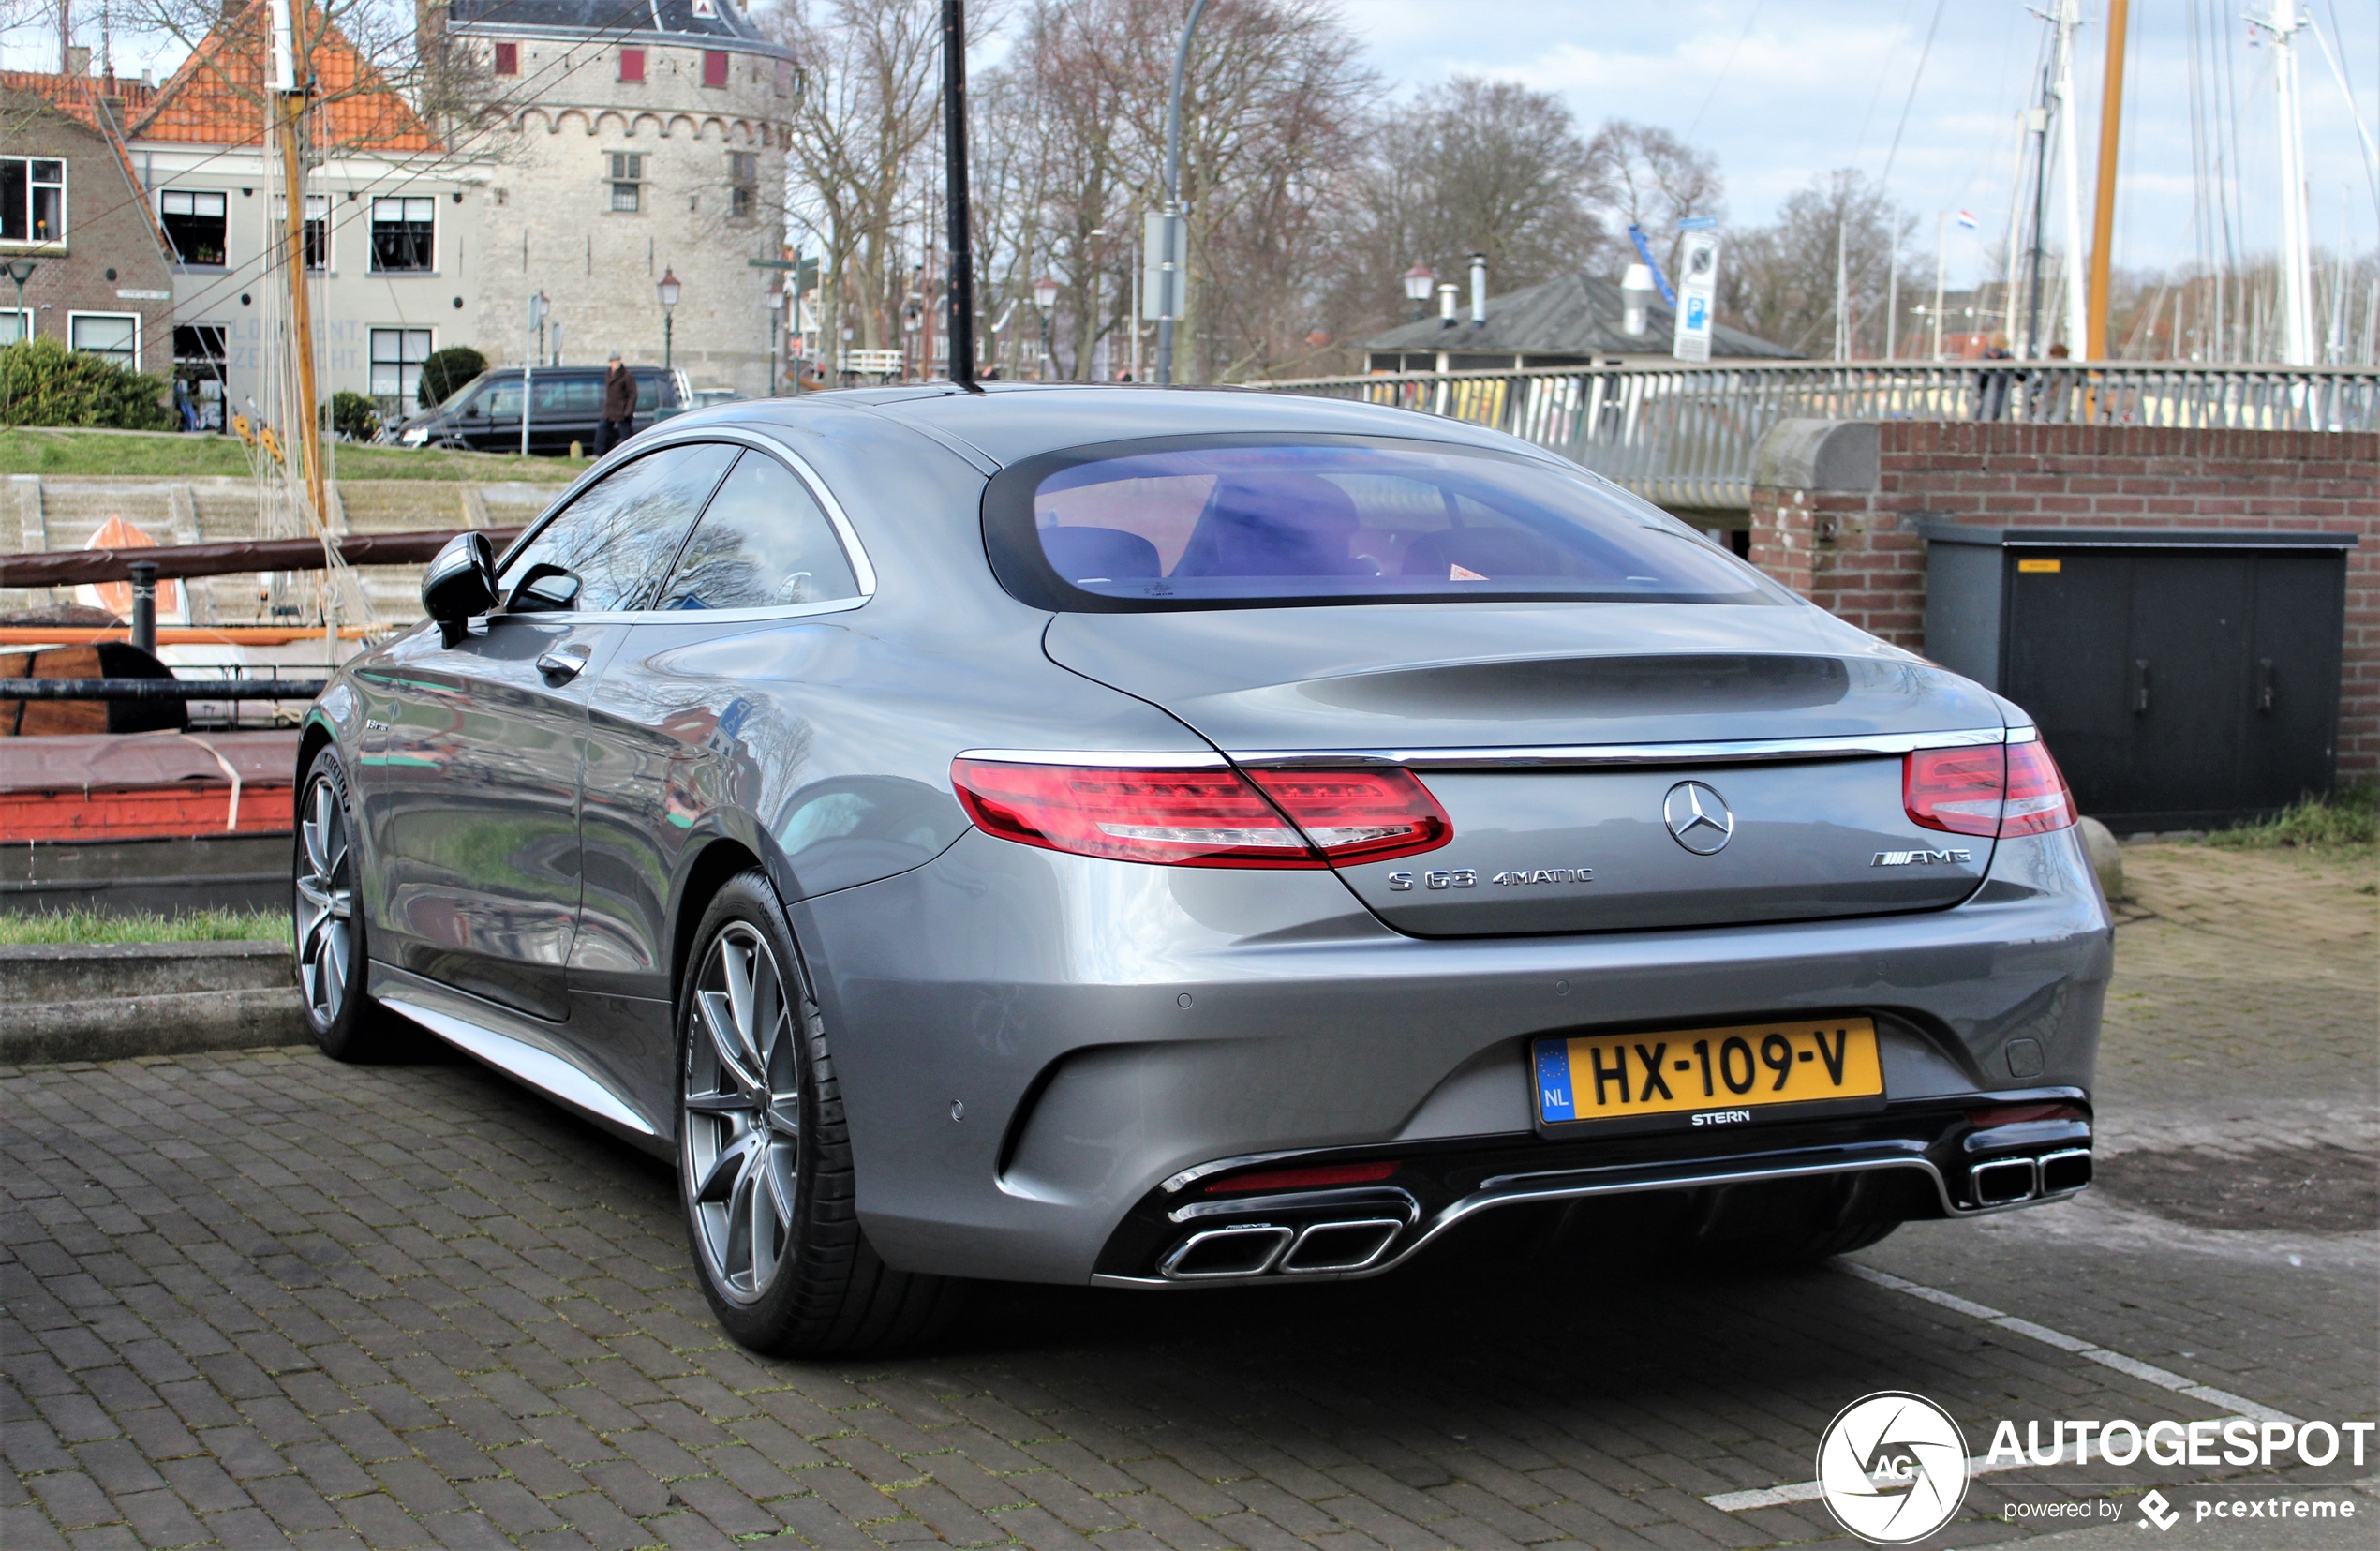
128, 0, 439, 153
0, 69, 159, 130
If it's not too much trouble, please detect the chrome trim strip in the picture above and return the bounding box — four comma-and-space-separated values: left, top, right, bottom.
1093, 1142, 2058, 1290
489, 425, 879, 621
379, 995, 660, 1140
1168, 1186, 1419, 1225
1160, 1148, 1313, 1193
2005, 724, 2041, 744
1227, 726, 2011, 770
955, 747, 1229, 769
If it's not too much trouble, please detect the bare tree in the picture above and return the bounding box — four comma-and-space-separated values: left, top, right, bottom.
1325, 75, 1602, 354
762, 0, 947, 362
1584, 119, 1723, 279
1718, 168, 1911, 359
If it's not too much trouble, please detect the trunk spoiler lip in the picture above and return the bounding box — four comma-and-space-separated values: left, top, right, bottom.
1226, 724, 2030, 771
950, 726, 2036, 775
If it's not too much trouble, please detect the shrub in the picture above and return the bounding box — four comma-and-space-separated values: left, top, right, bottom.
329, 390, 380, 441
417, 346, 486, 410
2201, 780, 2378, 851
0, 336, 171, 430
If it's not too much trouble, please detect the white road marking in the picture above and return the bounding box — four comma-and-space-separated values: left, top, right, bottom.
1702, 1264, 2303, 1514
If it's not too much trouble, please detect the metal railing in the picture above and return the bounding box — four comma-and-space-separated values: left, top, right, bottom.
1253, 362, 2380, 510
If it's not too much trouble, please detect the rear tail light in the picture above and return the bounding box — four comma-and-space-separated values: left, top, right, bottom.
1904, 739, 2076, 839
1243, 769, 1450, 864
949, 760, 1450, 869
2000, 739, 2079, 836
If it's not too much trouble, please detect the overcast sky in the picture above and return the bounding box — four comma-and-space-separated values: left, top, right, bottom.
1347, 0, 2378, 287
13, 0, 2375, 289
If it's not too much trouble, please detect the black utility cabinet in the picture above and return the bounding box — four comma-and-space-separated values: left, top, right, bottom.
1919, 523, 2358, 833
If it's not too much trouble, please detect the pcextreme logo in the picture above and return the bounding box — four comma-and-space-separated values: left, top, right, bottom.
1817, 1392, 1970, 1544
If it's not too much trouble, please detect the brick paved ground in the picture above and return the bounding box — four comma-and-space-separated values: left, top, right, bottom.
5, 845, 2374, 1551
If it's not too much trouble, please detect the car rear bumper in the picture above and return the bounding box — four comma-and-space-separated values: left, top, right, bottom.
789, 824, 2110, 1285
1091, 1096, 2095, 1286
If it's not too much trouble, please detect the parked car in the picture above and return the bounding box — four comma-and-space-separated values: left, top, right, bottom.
688, 387, 750, 410
297, 386, 2110, 1356
394, 366, 690, 455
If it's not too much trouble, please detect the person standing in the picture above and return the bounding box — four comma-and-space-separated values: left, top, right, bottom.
597, 352, 636, 454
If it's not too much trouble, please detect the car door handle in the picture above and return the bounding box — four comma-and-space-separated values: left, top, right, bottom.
2132, 659, 2149, 716
2256, 657, 2275, 714
537, 645, 591, 681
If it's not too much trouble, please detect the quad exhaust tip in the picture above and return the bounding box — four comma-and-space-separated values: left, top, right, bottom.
1160, 1218, 1405, 1281
1972, 1147, 2094, 1207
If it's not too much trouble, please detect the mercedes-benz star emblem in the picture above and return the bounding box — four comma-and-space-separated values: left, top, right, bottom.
1663, 781, 1734, 855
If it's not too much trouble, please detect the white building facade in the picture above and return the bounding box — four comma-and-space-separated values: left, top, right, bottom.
446, 0, 795, 396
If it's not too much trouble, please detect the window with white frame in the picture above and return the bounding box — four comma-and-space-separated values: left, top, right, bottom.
0, 158, 65, 243
370, 196, 435, 271
69, 313, 139, 370
274, 193, 330, 270
159, 188, 229, 266
370, 328, 434, 407
608, 153, 642, 213
0, 310, 30, 344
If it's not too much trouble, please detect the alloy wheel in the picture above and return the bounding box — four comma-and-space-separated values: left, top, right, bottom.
294, 775, 353, 1026
683, 923, 802, 1304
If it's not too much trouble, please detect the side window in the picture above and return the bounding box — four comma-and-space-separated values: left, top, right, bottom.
473, 381, 521, 420
656, 451, 860, 611
498, 442, 739, 613
636, 376, 662, 411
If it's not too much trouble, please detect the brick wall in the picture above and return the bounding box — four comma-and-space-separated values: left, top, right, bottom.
1748, 421, 2380, 777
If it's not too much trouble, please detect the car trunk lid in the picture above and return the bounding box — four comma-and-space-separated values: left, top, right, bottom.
1043, 604, 2010, 934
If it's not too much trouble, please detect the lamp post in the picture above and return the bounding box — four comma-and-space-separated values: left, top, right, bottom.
1153, 0, 1210, 384
656, 267, 681, 372
4, 260, 33, 341
1033, 273, 1059, 380
1402, 262, 1434, 322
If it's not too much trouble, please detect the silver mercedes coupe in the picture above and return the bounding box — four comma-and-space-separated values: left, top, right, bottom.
294, 386, 2109, 1354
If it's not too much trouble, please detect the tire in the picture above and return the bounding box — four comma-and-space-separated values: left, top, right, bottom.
677, 869, 963, 1356
293, 746, 413, 1062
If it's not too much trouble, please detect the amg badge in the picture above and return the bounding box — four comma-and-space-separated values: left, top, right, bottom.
1872, 848, 1973, 867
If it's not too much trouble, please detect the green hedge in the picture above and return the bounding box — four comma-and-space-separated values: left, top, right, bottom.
0, 336, 172, 430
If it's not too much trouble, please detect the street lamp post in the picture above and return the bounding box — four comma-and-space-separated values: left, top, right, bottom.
1402, 262, 1434, 322
1153, 0, 1209, 385
4, 260, 35, 342
1033, 273, 1059, 380
656, 267, 681, 373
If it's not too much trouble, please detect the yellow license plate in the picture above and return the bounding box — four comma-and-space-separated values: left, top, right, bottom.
1533, 1017, 1883, 1126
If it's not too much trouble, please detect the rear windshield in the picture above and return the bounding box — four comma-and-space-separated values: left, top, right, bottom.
985, 440, 1777, 611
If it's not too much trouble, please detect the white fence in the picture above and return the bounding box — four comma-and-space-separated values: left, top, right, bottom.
1254, 363, 2380, 510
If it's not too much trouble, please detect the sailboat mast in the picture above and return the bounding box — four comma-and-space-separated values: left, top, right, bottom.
2052, 0, 2089, 356
270, 0, 328, 535
2254, 0, 2313, 365
2085, 0, 2130, 359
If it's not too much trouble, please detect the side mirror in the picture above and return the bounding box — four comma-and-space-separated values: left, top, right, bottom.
422, 531, 498, 644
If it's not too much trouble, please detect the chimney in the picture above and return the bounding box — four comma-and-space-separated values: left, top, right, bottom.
1467, 252, 1487, 324
1621, 264, 1655, 336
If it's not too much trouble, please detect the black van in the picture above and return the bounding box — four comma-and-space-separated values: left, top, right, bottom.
394, 366, 687, 455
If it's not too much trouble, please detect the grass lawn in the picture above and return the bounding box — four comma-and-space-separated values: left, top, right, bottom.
2195, 780, 2376, 860
0, 907, 291, 945
0, 428, 584, 484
